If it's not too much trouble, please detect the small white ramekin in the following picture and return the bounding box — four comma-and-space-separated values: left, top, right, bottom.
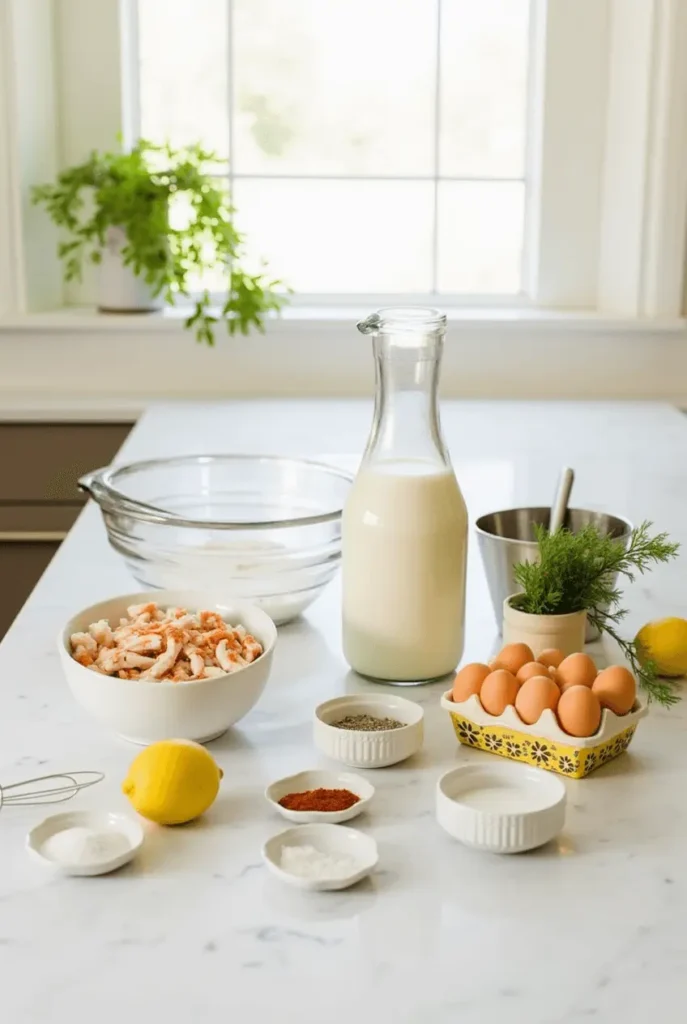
436, 762, 566, 854
314, 694, 423, 768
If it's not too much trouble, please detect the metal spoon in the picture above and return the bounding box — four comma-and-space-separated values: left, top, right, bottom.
549, 467, 575, 533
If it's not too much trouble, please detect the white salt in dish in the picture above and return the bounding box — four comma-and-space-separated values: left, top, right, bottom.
27, 810, 144, 876
262, 823, 378, 891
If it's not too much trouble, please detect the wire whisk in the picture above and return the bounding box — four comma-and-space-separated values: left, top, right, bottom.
0, 771, 104, 811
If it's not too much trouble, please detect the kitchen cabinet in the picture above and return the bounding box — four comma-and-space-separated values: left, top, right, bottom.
0, 422, 131, 637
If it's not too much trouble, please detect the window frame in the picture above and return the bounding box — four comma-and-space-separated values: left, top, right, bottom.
1, 0, 686, 322
128, 0, 535, 306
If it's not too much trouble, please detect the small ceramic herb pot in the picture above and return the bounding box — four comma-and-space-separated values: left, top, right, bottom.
502, 596, 587, 657
98, 226, 164, 313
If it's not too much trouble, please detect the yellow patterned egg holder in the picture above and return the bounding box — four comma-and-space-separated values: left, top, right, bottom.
441, 691, 648, 778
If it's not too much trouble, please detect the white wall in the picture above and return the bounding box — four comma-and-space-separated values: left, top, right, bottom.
1, 313, 686, 411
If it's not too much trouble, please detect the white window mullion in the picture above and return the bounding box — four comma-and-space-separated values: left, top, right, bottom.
0, 0, 62, 314
120, 0, 142, 149
56, 0, 125, 164
518, 0, 539, 300
56, 0, 127, 307
0, 0, 23, 315
598, 0, 687, 318
638, 0, 687, 318
528, 0, 611, 309
598, 0, 656, 316
430, 0, 442, 295
226, 0, 235, 287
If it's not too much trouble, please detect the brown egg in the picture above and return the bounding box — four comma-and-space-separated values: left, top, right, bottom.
452, 663, 491, 703
480, 669, 520, 716
592, 666, 636, 715
548, 666, 559, 685
515, 675, 560, 725
557, 685, 602, 737
516, 661, 550, 685
538, 648, 565, 669
556, 652, 598, 691
491, 643, 534, 676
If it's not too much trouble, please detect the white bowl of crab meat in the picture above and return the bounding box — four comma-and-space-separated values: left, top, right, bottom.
59, 590, 277, 744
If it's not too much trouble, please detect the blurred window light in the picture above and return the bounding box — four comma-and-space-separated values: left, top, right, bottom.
136, 0, 532, 298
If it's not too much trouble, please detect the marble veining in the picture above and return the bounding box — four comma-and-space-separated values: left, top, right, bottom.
1, 401, 687, 1024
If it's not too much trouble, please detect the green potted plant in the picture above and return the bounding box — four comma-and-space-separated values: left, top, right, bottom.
504, 521, 680, 705
32, 139, 286, 344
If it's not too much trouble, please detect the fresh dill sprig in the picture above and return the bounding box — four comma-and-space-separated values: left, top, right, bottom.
589, 613, 680, 707
512, 521, 680, 707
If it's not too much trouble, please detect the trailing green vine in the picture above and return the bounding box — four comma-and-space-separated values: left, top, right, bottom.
512, 521, 680, 706
32, 139, 287, 345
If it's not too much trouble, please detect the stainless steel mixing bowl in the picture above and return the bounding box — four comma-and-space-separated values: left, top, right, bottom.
475, 507, 633, 641
80, 455, 353, 624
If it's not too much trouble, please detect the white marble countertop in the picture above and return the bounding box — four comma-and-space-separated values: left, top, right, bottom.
1, 400, 687, 1024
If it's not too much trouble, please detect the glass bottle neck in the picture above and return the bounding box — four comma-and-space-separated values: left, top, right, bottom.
363, 329, 450, 470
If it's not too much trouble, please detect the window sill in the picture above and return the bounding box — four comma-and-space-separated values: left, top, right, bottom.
1, 305, 686, 414
1, 304, 686, 335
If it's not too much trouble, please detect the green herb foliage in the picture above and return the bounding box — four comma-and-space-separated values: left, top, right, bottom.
32, 139, 287, 345
512, 522, 680, 706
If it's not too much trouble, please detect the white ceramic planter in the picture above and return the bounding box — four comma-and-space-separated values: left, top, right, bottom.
98, 226, 164, 313
502, 596, 587, 657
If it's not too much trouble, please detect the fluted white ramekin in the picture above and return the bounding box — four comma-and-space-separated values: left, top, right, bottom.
436, 762, 566, 853
314, 695, 423, 768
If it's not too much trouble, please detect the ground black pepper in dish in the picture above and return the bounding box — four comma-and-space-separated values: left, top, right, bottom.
333, 714, 404, 732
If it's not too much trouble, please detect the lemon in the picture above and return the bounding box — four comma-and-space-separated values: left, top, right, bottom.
122, 740, 223, 825
636, 618, 687, 678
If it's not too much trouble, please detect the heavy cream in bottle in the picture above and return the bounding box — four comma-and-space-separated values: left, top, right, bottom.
342, 308, 468, 682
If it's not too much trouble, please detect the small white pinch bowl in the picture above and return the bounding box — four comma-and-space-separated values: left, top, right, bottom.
59, 590, 277, 745
262, 823, 378, 891
265, 769, 375, 824
314, 694, 424, 768
27, 810, 144, 877
436, 762, 566, 854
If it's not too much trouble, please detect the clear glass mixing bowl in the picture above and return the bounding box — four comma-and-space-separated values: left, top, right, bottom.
80, 455, 353, 624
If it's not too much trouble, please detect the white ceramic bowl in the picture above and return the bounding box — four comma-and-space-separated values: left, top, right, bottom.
59, 590, 277, 744
314, 694, 424, 768
265, 769, 375, 824
436, 762, 566, 854
27, 810, 144, 877
262, 823, 378, 891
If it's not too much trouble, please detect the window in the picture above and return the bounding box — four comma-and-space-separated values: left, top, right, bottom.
2, 0, 686, 335
132, 0, 532, 300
